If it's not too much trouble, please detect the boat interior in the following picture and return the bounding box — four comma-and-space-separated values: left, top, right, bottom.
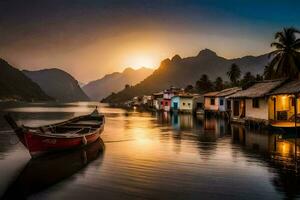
29, 115, 104, 135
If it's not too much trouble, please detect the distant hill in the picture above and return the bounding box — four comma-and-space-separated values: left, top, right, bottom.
103, 49, 269, 103
0, 58, 51, 101
23, 68, 89, 102
83, 67, 153, 101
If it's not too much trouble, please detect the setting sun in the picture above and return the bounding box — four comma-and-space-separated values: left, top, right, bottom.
124, 54, 158, 69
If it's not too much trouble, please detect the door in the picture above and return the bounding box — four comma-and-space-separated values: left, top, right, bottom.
173, 102, 178, 109
233, 100, 240, 116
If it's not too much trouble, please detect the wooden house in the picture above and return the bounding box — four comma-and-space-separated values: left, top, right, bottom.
227, 79, 285, 124
267, 80, 300, 127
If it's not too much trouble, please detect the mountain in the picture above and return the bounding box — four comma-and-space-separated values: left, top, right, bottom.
82, 67, 153, 101
103, 49, 269, 103
23, 68, 89, 102
0, 58, 51, 101
78, 81, 86, 88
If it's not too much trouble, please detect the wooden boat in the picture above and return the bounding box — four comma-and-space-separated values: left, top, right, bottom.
4, 108, 105, 157
2, 138, 104, 199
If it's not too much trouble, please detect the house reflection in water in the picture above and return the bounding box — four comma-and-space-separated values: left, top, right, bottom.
231, 124, 300, 167
171, 113, 194, 130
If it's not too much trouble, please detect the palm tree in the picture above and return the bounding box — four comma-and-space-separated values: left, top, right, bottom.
227, 63, 241, 85
263, 64, 276, 80
214, 77, 224, 91
269, 27, 300, 78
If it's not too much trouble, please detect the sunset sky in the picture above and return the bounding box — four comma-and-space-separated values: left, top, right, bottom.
0, 0, 299, 83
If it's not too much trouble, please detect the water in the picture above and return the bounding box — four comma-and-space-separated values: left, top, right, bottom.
0, 102, 299, 200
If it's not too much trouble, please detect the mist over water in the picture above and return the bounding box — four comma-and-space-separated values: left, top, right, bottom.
0, 102, 299, 200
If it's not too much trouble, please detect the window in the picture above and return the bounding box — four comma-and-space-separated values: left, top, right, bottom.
210, 98, 215, 105
220, 99, 224, 106
188, 103, 191, 107
183, 102, 186, 106
252, 98, 259, 108
165, 102, 168, 106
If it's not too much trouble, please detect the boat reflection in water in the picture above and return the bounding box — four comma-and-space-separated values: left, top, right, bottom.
2, 139, 105, 200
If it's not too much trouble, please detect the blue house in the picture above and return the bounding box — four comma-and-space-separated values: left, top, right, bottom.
171, 94, 194, 113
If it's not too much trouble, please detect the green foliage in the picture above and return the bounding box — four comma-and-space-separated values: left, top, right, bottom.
263, 64, 276, 80
184, 85, 194, 92
195, 74, 213, 93
240, 72, 255, 87
214, 77, 224, 91
269, 27, 300, 79
227, 63, 241, 85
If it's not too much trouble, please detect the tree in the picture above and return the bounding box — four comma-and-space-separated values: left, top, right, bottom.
269, 27, 300, 79
195, 74, 213, 93
185, 85, 194, 93
227, 63, 241, 85
125, 84, 130, 89
255, 74, 263, 81
263, 64, 276, 80
241, 72, 255, 86
214, 77, 224, 91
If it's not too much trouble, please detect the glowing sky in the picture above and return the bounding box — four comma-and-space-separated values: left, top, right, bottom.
0, 0, 299, 83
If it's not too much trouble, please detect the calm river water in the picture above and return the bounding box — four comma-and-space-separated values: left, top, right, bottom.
0, 102, 299, 200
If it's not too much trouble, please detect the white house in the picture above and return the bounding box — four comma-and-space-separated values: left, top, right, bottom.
152, 92, 163, 110
227, 79, 285, 123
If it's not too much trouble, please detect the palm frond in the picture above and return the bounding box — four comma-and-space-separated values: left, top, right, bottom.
270, 42, 285, 49
268, 49, 282, 58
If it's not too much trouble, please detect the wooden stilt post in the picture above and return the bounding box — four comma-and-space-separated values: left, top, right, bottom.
294, 93, 298, 172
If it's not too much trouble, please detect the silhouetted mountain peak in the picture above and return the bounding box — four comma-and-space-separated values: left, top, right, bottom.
23, 68, 89, 102
171, 55, 182, 62
0, 58, 51, 101
83, 67, 153, 101
197, 49, 218, 58
123, 67, 135, 74
0, 58, 9, 65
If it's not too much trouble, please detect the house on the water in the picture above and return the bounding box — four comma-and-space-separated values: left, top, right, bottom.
193, 94, 204, 114
162, 87, 181, 112
267, 80, 300, 127
204, 91, 220, 112
227, 79, 285, 124
171, 94, 194, 113
215, 87, 241, 112
152, 92, 163, 110
204, 87, 241, 113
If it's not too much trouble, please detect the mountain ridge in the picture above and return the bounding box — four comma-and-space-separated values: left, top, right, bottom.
83, 67, 153, 101
102, 49, 269, 103
23, 68, 89, 102
0, 58, 52, 101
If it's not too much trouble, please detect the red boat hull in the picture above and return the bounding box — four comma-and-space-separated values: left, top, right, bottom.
18, 126, 104, 157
